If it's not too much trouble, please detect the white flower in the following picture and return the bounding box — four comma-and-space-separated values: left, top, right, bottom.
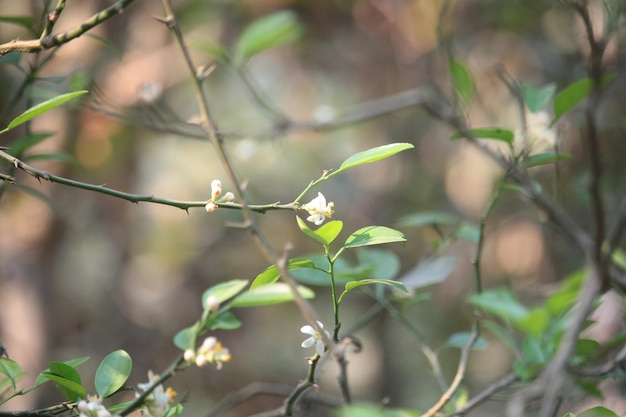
205, 202, 218, 212
211, 180, 222, 201
136, 371, 176, 417
205, 295, 220, 312
302, 192, 334, 225
76, 396, 111, 417
187, 336, 232, 369
220, 192, 235, 203
514, 110, 557, 154
300, 321, 330, 356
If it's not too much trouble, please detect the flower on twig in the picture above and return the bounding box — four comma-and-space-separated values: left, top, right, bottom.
205, 180, 235, 212
300, 321, 330, 356
514, 110, 557, 154
136, 371, 177, 417
183, 336, 231, 370
302, 193, 334, 225
77, 396, 112, 417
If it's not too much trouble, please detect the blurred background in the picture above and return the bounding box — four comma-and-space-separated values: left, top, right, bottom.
1, 0, 625, 416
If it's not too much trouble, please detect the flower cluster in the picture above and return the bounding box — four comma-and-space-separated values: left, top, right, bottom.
184, 336, 232, 370
77, 397, 112, 417
136, 371, 177, 417
300, 321, 330, 356
514, 110, 558, 154
205, 179, 235, 212
301, 193, 334, 225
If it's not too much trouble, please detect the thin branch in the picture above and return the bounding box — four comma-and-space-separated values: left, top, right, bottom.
0, 149, 296, 213
0, 0, 138, 56
450, 372, 519, 416
41, 0, 67, 39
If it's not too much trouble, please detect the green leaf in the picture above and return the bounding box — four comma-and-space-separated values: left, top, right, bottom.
2, 91, 88, 133
6, 132, 52, 156
194, 40, 230, 62
343, 226, 406, 249
24, 152, 77, 164
229, 283, 314, 307
444, 332, 488, 350
521, 83, 556, 113
400, 255, 456, 290
0, 358, 22, 390
209, 311, 242, 330
524, 152, 572, 167
356, 248, 400, 280
250, 258, 315, 289
173, 325, 197, 351
95, 350, 132, 398
337, 403, 420, 417
577, 406, 618, 417
517, 308, 549, 335
450, 128, 514, 143
397, 211, 461, 228
202, 279, 249, 308
338, 279, 406, 303
35, 357, 89, 387
296, 217, 343, 246
450, 58, 475, 103
553, 74, 616, 122
483, 321, 517, 353
333, 143, 414, 176
468, 288, 529, 324
41, 362, 85, 401
235, 10, 302, 64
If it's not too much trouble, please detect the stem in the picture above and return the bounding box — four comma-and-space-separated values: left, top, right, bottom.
326, 246, 340, 342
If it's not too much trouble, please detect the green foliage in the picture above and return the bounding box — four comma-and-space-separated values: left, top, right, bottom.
95, 350, 132, 398
40, 361, 85, 401
202, 279, 248, 307
524, 152, 572, 167
521, 83, 556, 113
450, 127, 514, 143
337, 403, 421, 417
400, 255, 457, 291
251, 258, 316, 288
343, 226, 406, 248
234, 10, 303, 65
296, 218, 343, 246
553, 74, 615, 122
0, 358, 22, 390
329, 143, 414, 178
450, 58, 475, 104
229, 283, 314, 307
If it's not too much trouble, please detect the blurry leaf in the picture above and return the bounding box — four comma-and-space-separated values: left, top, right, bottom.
13, 184, 58, 213
194, 40, 230, 62
575, 381, 604, 400
553, 74, 616, 122
483, 321, 517, 353
250, 258, 315, 289
6, 132, 52, 156
24, 152, 77, 164
333, 143, 414, 176
173, 325, 197, 351
450, 58, 475, 104
337, 403, 420, 417
95, 350, 132, 398
235, 10, 302, 63
0, 52, 23, 69
400, 255, 456, 290
202, 279, 249, 307
522, 336, 547, 365
356, 248, 400, 280
468, 288, 529, 324
397, 211, 460, 228
209, 312, 242, 330
524, 152, 571, 168
338, 279, 406, 303
575, 338, 601, 361
343, 226, 406, 249
444, 332, 488, 350
577, 406, 618, 417
2, 90, 88, 133
292, 267, 331, 286
456, 221, 480, 243
296, 217, 343, 246
546, 269, 584, 316
0, 358, 22, 390
86, 34, 123, 58
42, 362, 85, 401
0, 16, 36, 33
450, 128, 514, 143
230, 283, 314, 307
517, 308, 548, 335
521, 83, 556, 113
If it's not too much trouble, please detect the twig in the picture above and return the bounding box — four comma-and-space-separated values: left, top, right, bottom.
0, 0, 138, 56
450, 372, 519, 416
41, 0, 67, 39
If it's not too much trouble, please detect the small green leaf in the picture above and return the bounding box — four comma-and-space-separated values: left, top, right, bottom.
0, 358, 22, 390
194, 40, 230, 62
517, 308, 548, 335
524, 152, 572, 167
483, 321, 517, 353
250, 258, 315, 289
173, 325, 197, 351
553, 74, 616, 122
333, 143, 414, 176
400, 255, 456, 290
95, 350, 132, 398
209, 311, 242, 330
343, 226, 406, 249
577, 406, 618, 417
235, 10, 302, 64
444, 332, 488, 350
41, 362, 85, 401
450, 58, 475, 104
202, 279, 249, 308
450, 128, 514, 143
296, 216, 343, 246
521, 83, 556, 113
468, 288, 529, 324
397, 211, 461, 228
229, 283, 314, 307
2, 91, 88, 133
338, 279, 406, 303
6, 132, 52, 156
